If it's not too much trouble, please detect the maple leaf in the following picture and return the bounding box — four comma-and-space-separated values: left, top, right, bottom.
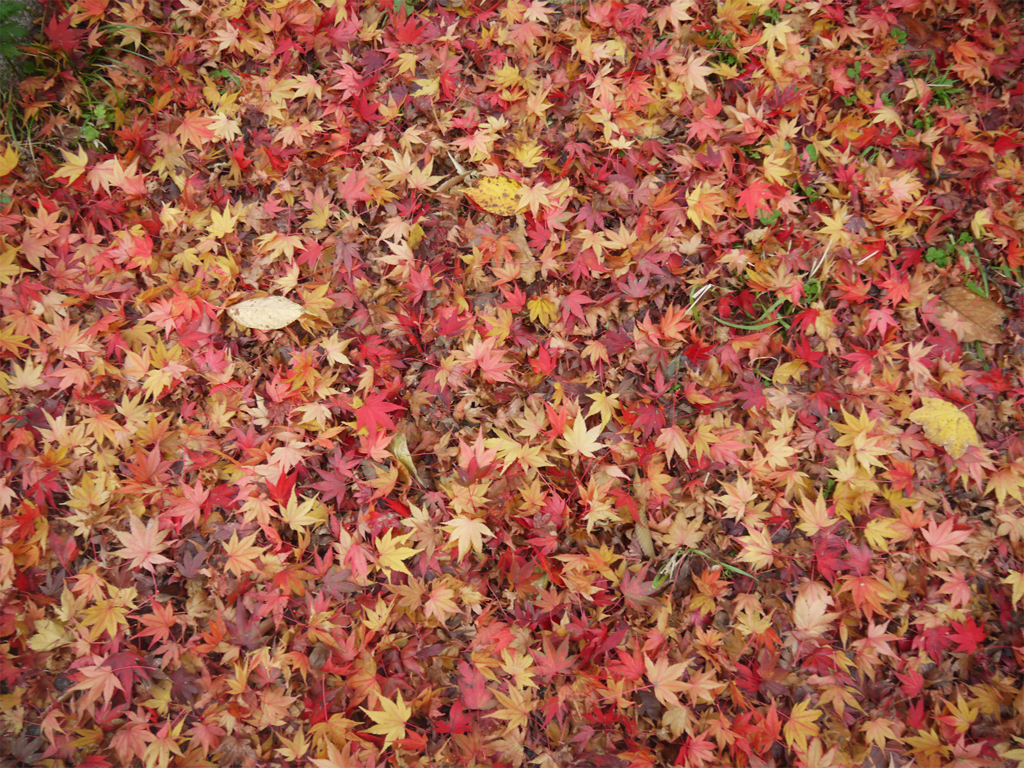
0, 143, 18, 176
1003, 571, 1024, 607
336, 170, 372, 209
71, 663, 125, 712
222, 531, 265, 577
424, 584, 459, 623
685, 181, 726, 228
463, 335, 514, 383
791, 586, 839, 640
560, 414, 604, 459
354, 392, 403, 437
135, 600, 177, 644
620, 565, 660, 611
142, 720, 184, 768
644, 655, 690, 708
374, 529, 421, 577
206, 207, 239, 239
784, 699, 821, 752
673, 51, 714, 97
458, 661, 493, 710
949, 618, 986, 654
50, 146, 90, 183
175, 111, 216, 148
922, 517, 971, 562
531, 636, 574, 682
44, 13, 85, 53
860, 718, 898, 750
280, 492, 328, 533
442, 515, 494, 561
678, 731, 716, 768
362, 691, 411, 748
737, 178, 778, 220
487, 685, 535, 733
735, 526, 776, 571
113, 517, 172, 571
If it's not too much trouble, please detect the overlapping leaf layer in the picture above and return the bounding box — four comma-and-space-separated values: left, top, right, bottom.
1, 0, 1024, 766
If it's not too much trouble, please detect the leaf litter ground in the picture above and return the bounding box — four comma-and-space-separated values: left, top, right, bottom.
1, 1, 1024, 767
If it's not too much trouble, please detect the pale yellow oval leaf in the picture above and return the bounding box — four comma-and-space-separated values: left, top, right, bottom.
466, 176, 523, 216
227, 296, 306, 331
909, 398, 982, 458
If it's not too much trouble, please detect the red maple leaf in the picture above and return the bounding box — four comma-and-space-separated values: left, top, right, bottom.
619, 564, 660, 611
44, 15, 86, 54
355, 391, 403, 437
458, 661, 493, 710
336, 170, 371, 209
737, 178, 778, 219
949, 618, 985, 654
531, 637, 574, 682
561, 290, 594, 325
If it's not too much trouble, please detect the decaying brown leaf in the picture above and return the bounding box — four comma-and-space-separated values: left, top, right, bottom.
940, 287, 1005, 344
909, 398, 983, 458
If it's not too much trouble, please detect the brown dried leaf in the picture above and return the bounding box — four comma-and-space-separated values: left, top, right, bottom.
940, 287, 1005, 344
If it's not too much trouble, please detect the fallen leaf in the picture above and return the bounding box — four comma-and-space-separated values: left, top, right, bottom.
909, 398, 982, 458
388, 431, 422, 485
227, 296, 306, 330
466, 176, 523, 216
361, 691, 411, 748
940, 287, 1005, 344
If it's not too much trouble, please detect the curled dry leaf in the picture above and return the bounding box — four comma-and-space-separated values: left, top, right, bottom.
940, 287, 1005, 344
388, 432, 423, 486
227, 296, 306, 331
466, 176, 523, 216
909, 398, 982, 458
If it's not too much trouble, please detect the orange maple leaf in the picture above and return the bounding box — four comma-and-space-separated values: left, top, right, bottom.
644, 654, 690, 708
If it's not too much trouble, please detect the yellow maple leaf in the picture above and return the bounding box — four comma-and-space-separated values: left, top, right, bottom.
222, 531, 265, 577
587, 391, 620, 426
50, 146, 90, 183
441, 515, 494, 561
28, 619, 72, 652
80, 586, 137, 640
280, 492, 328, 533
860, 717, 898, 749
487, 685, 535, 732
736, 526, 776, 570
560, 414, 604, 459
206, 207, 239, 239
1002, 571, 1024, 607
361, 691, 411, 748
784, 699, 821, 752
909, 398, 982, 458
685, 181, 726, 228
528, 295, 557, 327
0, 143, 19, 176
374, 529, 421, 577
